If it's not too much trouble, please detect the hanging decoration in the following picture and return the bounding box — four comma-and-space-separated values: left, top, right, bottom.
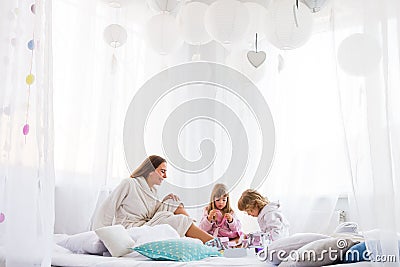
247, 33, 266, 68
103, 24, 127, 48
278, 54, 285, 72
0, 212, 5, 223
264, 0, 313, 50
337, 33, 382, 77
226, 48, 267, 83
30, 3, 36, 14
204, 0, 249, 45
147, 0, 180, 13
23, 5, 37, 139
303, 0, 328, 13
178, 2, 212, 46
145, 13, 183, 55
103, 24, 127, 73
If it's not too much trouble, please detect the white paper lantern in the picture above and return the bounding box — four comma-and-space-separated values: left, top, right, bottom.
103, 24, 127, 48
145, 14, 183, 55
303, 0, 328, 13
264, 0, 313, 50
147, 0, 179, 13
337, 33, 381, 76
101, 0, 134, 8
205, 0, 250, 45
178, 2, 212, 46
243, 2, 268, 46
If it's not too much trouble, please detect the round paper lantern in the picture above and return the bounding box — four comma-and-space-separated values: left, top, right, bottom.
205, 0, 250, 45
103, 24, 127, 48
337, 33, 381, 76
101, 0, 135, 8
178, 2, 212, 45
303, 0, 328, 13
147, 0, 180, 13
145, 14, 183, 55
243, 2, 268, 46
264, 0, 313, 50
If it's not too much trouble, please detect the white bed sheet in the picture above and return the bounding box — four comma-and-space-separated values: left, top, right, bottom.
0, 245, 375, 267
52, 244, 375, 267
52, 244, 269, 267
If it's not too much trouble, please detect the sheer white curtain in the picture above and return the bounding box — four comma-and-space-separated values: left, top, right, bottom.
51, 0, 400, 242
51, 0, 353, 236
0, 0, 54, 266
255, 30, 351, 235
334, 0, 400, 263
52, 0, 142, 234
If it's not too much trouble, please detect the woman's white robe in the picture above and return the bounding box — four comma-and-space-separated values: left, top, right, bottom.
93, 177, 193, 236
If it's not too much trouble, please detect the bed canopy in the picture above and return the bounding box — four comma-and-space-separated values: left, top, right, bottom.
0, 0, 399, 266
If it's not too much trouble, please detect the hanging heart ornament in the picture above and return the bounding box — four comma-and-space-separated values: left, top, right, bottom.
247, 50, 266, 68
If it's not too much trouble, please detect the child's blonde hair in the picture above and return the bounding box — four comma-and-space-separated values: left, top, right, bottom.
207, 183, 232, 215
237, 189, 269, 211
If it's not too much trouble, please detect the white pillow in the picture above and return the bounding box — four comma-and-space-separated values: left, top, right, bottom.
265, 233, 330, 265
127, 224, 180, 246
278, 237, 358, 267
95, 225, 135, 257
56, 231, 107, 255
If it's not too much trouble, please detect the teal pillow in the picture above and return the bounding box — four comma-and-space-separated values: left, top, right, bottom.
132, 239, 221, 262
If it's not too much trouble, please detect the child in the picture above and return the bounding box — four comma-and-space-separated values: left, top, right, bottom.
238, 189, 289, 241
199, 183, 242, 239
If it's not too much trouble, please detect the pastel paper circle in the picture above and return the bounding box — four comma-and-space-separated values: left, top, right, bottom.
0, 213, 5, 223
28, 40, 35, 50
26, 74, 35, 85
23, 124, 30, 135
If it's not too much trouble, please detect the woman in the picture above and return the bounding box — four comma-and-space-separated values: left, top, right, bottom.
93, 155, 214, 243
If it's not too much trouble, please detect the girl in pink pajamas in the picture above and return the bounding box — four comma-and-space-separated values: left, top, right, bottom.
199, 183, 242, 239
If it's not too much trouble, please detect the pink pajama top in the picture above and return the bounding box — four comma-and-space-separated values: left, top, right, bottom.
199, 207, 242, 239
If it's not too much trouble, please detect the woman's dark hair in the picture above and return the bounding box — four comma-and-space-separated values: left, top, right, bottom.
130, 155, 166, 179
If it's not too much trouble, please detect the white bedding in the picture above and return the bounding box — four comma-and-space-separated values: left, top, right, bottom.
52, 244, 375, 267
52, 244, 268, 267
0, 244, 373, 267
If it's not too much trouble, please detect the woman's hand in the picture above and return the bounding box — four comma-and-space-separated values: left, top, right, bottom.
163, 193, 180, 202
224, 213, 233, 223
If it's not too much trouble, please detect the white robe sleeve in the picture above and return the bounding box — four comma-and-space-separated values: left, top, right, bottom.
259, 211, 289, 241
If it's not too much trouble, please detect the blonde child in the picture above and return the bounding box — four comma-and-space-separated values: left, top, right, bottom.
199, 183, 242, 239
238, 189, 289, 241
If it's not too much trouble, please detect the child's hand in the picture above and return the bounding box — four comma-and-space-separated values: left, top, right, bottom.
224, 213, 233, 223
208, 209, 217, 222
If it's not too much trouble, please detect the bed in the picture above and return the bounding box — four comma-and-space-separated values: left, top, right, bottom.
0, 224, 375, 267
51, 243, 373, 267
0, 240, 373, 267
52, 244, 268, 267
